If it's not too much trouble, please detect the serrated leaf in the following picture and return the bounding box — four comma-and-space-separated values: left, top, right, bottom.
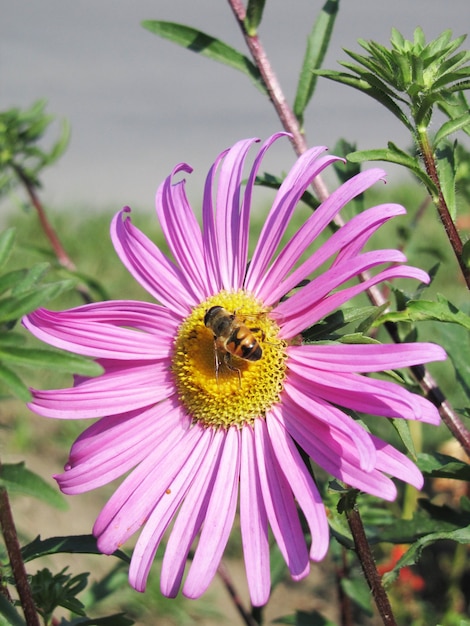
0, 463, 66, 510
21, 535, 130, 565
142, 21, 266, 93
0, 595, 26, 626
0, 279, 74, 322
0, 362, 31, 401
244, 0, 266, 35
382, 525, 470, 585
293, 0, 339, 123
0, 346, 103, 377
0, 228, 16, 270
418, 452, 470, 480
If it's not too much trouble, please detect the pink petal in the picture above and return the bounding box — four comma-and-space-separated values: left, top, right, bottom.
276, 398, 398, 500
23, 305, 175, 360
264, 201, 404, 305
28, 360, 174, 419
254, 419, 310, 580
240, 424, 270, 606
156, 163, 211, 296
183, 426, 241, 599
267, 409, 329, 561
258, 169, 389, 304
245, 147, 339, 293
287, 343, 447, 373
371, 434, 424, 489
277, 264, 430, 338
283, 375, 377, 472
160, 428, 226, 598
128, 424, 214, 592
94, 414, 199, 553
111, 207, 198, 315
56, 399, 187, 493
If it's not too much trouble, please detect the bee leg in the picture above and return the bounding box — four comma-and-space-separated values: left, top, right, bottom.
212, 339, 223, 384
224, 353, 242, 389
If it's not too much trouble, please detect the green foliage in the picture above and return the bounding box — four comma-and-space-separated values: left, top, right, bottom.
293, 0, 340, 126
0, 463, 66, 510
142, 21, 267, 93
21, 535, 130, 565
0, 100, 69, 198
0, 228, 102, 401
30, 567, 88, 622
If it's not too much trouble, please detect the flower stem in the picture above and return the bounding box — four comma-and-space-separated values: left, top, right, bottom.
345, 505, 397, 626
417, 130, 470, 290
217, 561, 260, 626
13, 165, 93, 303
0, 466, 40, 626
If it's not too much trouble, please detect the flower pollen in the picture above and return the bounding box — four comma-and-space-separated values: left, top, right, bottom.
173, 291, 287, 428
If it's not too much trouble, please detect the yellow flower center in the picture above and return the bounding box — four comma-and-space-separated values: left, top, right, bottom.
172, 291, 287, 428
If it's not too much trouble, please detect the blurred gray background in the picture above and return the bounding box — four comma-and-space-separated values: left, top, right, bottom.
1, 1, 468, 210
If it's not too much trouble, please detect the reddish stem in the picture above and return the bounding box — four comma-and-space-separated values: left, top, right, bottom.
418, 132, 470, 290
346, 505, 397, 626
0, 477, 40, 626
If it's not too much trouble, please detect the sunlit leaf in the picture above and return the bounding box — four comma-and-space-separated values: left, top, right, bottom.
293, 0, 339, 124
418, 452, 470, 480
0, 279, 74, 322
0, 463, 66, 510
142, 21, 266, 93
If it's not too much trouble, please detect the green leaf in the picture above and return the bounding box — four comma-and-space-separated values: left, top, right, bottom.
0, 269, 29, 296
0, 595, 26, 626
382, 525, 470, 585
341, 576, 373, 616
0, 463, 66, 510
11, 262, 50, 295
347, 143, 438, 193
315, 69, 412, 130
376, 295, 470, 330
293, 0, 339, 124
391, 418, 416, 459
0, 346, 103, 377
0, 362, 31, 401
0, 228, 16, 270
68, 614, 134, 626
273, 610, 337, 625
418, 452, 470, 480
244, 0, 266, 35
434, 114, 470, 145
142, 21, 266, 93
21, 535, 130, 565
436, 143, 456, 219
0, 279, 74, 322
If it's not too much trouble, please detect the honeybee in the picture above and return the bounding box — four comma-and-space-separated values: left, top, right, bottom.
204, 306, 263, 385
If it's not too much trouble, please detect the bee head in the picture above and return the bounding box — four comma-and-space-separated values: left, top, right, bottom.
204, 306, 224, 328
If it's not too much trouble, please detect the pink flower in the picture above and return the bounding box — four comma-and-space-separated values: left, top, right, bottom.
23, 134, 445, 606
